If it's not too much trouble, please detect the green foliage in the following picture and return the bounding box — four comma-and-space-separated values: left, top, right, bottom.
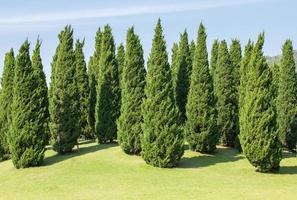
216, 40, 238, 147
87, 29, 103, 135
229, 39, 242, 90
189, 40, 196, 63
210, 39, 219, 81
185, 23, 218, 153
141, 19, 184, 167
95, 25, 121, 143
0, 49, 14, 161
74, 40, 91, 139
171, 42, 179, 93
277, 40, 297, 152
240, 33, 282, 172
172, 30, 192, 122
9, 40, 48, 168
117, 43, 125, 90
49, 26, 80, 153
117, 27, 146, 155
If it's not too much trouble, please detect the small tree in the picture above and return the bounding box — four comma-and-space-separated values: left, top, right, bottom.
0, 49, 14, 161
277, 40, 297, 152
117, 27, 146, 154
95, 25, 120, 143
240, 33, 282, 172
141, 19, 184, 167
185, 23, 218, 153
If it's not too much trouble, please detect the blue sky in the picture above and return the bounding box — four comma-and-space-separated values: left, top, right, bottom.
0, 0, 296, 83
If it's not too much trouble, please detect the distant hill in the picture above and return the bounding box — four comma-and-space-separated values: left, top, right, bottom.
266, 50, 297, 66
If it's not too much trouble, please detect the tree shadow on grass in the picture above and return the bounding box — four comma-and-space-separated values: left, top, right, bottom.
178, 145, 244, 169
42, 142, 118, 166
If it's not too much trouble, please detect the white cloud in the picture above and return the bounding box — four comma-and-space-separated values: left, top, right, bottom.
0, 0, 270, 25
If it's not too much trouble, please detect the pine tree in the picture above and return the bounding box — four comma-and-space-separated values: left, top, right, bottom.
240, 33, 282, 172
49, 26, 80, 153
117, 43, 125, 90
277, 40, 297, 152
117, 27, 146, 155
0, 49, 14, 161
87, 29, 102, 135
172, 30, 192, 122
141, 19, 184, 168
9, 40, 48, 168
185, 23, 218, 153
216, 40, 238, 147
95, 25, 120, 143
74, 39, 91, 139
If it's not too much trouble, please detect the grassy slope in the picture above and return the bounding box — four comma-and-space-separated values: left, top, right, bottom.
0, 142, 296, 200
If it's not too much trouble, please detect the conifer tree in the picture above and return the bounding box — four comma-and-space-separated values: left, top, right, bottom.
171, 43, 179, 93
9, 40, 48, 168
216, 40, 238, 147
229, 39, 242, 90
87, 56, 96, 136
95, 25, 120, 143
0, 49, 14, 160
240, 33, 282, 172
87, 29, 102, 136
189, 40, 196, 62
141, 19, 184, 167
74, 39, 90, 139
117, 27, 146, 154
210, 39, 219, 80
117, 43, 125, 90
239, 41, 253, 110
31, 39, 49, 144
210, 39, 219, 98
185, 23, 218, 153
49, 26, 80, 153
271, 63, 279, 101
277, 40, 297, 152
172, 30, 192, 122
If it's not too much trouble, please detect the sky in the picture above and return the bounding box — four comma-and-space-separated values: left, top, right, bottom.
0, 0, 296, 83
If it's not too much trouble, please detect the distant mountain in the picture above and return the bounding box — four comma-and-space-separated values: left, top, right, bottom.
266, 50, 297, 66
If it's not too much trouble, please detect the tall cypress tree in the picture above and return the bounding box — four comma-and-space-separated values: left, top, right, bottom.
171, 42, 179, 92
10, 40, 48, 168
240, 33, 282, 172
0, 49, 14, 161
141, 19, 184, 168
49, 26, 80, 153
210, 39, 219, 99
277, 40, 297, 152
229, 39, 242, 90
239, 40, 253, 110
185, 23, 218, 153
74, 39, 90, 139
117, 27, 146, 154
87, 29, 102, 136
210, 39, 219, 80
189, 40, 196, 63
95, 25, 120, 143
216, 40, 238, 147
117, 43, 125, 90
172, 30, 192, 122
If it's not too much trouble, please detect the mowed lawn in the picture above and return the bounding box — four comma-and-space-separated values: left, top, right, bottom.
0, 142, 296, 200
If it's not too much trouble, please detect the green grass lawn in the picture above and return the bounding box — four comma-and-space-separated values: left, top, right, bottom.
0, 142, 296, 200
